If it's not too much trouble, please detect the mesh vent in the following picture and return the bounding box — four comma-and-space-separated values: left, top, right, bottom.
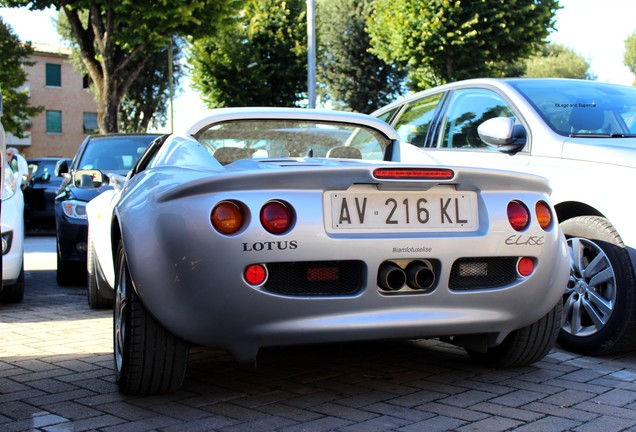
449, 257, 518, 291
264, 261, 364, 296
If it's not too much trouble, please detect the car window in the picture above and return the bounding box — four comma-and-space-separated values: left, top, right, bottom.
392, 93, 444, 148
375, 107, 399, 123
78, 136, 157, 171
509, 80, 636, 137
28, 160, 58, 180
195, 120, 392, 165
439, 89, 515, 149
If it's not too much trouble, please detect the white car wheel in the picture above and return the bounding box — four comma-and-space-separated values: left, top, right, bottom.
558, 216, 636, 355
1, 261, 24, 303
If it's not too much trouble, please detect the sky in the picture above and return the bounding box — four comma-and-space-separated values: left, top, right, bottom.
1, 0, 635, 132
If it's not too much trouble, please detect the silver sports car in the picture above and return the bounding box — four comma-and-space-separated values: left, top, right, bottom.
85, 108, 569, 394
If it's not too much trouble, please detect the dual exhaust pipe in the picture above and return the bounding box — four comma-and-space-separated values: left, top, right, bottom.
378, 260, 437, 292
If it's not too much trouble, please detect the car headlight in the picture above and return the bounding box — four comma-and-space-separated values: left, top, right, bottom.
2, 164, 18, 201
62, 200, 88, 220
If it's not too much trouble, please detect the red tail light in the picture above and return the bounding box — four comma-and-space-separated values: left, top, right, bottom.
211, 201, 244, 235
245, 264, 268, 286
517, 257, 534, 277
373, 167, 454, 180
260, 200, 293, 234
535, 201, 553, 230
507, 201, 530, 231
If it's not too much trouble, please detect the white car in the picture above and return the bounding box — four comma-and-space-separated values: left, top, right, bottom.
373, 78, 636, 356
1, 95, 25, 303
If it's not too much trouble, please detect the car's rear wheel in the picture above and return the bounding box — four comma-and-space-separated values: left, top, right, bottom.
467, 301, 562, 367
1, 262, 25, 303
558, 216, 636, 355
87, 229, 110, 309
114, 240, 189, 394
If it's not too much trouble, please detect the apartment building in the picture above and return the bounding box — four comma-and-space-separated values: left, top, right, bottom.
7, 43, 98, 159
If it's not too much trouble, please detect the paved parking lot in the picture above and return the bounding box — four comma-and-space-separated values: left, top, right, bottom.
3, 236, 636, 431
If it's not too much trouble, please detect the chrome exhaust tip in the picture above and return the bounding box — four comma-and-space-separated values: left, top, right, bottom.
378, 262, 406, 291
405, 260, 436, 291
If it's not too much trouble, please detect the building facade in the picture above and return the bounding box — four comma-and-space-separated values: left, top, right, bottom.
7, 43, 98, 159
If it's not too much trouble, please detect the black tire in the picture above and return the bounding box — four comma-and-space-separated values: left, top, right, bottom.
558, 216, 636, 355
1, 263, 25, 303
468, 301, 562, 367
56, 239, 73, 286
113, 240, 189, 394
87, 230, 110, 309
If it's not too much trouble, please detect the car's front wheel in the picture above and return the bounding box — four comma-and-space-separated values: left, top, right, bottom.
467, 301, 562, 367
114, 240, 189, 394
558, 216, 636, 355
56, 239, 73, 286
1, 262, 24, 303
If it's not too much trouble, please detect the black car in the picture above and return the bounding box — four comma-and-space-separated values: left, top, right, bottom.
55, 134, 160, 285
25, 158, 70, 231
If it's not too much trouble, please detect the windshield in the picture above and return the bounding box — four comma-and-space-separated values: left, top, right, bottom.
28, 159, 58, 181
509, 80, 636, 137
78, 135, 158, 172
195, 119, 391, 165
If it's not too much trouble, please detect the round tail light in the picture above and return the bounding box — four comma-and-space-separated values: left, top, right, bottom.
211, 201, 244, 235
260, 201, 293, 234
507, 201, 530, 231
535, 201, 553, 230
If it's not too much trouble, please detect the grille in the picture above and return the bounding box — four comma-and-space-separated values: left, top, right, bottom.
449, 257, 518, 291
263, 261, 364, 296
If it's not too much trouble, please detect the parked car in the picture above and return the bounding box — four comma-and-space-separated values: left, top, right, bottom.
373, 77, 636, 356
86, 108, 568, 394
24, 157, 70, 231
1, 94, 25, 303
55, 134, 160, 285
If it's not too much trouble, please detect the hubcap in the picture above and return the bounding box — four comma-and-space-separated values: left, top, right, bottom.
114, 252, 127, 372
562, 237, 616, 337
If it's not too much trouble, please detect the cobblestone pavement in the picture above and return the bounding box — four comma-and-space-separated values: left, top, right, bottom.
3, 236, 636, 431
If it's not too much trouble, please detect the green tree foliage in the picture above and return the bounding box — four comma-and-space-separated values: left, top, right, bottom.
0, 18, 42, 137
119, 40, 184, 132
1, 0, 238, 133
524, 43, 594, 79
625, 33, 636, 85
317, 0, 405, 113
188, 0, 307, 108
367, 0, 560, 90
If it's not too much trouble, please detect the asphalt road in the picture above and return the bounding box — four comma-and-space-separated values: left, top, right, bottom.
3, 236, 636, 431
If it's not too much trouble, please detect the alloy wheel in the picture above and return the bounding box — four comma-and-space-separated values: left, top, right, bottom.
562, 237, 616, 337
114, 252, 127, 373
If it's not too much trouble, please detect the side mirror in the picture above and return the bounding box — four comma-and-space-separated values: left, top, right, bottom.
73, 169, 108, 188
477, 117, 527, 154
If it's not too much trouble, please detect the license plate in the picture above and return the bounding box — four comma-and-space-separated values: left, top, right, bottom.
325, 189, 478, 233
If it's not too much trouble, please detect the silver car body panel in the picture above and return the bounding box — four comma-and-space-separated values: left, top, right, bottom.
88, 108, 569, 363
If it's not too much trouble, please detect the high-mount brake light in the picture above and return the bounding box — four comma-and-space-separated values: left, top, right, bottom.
260, 200, 293, 234
373, 167, 454, 180
244, 264, 268, 286
535, 201, 553, 230
507, 201, 530, 231
211, 201, 244, 235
